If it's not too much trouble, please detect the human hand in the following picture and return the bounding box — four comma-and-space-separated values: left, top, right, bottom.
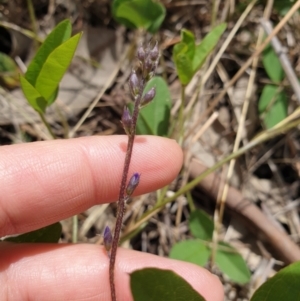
0, 136, 223, 300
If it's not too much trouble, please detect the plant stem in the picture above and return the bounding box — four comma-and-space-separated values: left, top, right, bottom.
72, 215, 78, 243
109, 80, 144, 301
38, 112, 56, 139
26, 0, 39, 50
178, 84, 186, 145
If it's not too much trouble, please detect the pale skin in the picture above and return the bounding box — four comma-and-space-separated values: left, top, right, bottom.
0, 136, 224, 301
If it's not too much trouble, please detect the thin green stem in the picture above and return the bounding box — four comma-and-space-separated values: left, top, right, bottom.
211, 0, 220, 26
187, 190, 196, 212
72, 215, 78, 243
38, 112, 56, 139
178, 84, 186, 145
26, 0, 39, 50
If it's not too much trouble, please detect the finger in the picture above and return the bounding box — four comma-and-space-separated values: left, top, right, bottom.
0, 244, 223, 301
0, 136, 182, 236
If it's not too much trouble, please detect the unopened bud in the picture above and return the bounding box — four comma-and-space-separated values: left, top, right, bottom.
144, 58, 153, 72
103, 226, 113, 257
129, 71, 140, 97
126, 173, 140, 196
137, 46, 146, 62
140, 87, 156, 108
149, 42, 159, 61
121, 107, 132, 135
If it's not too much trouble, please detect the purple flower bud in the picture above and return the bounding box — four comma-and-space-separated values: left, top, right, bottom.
129, 71, 140, 97
149, 42, 159, 61
140, 87, 156, 108
144, 58, 153, 72
137, 46, 146, 61
103, 226, 113, 257
126, 173, 140, 196
121, 107, 132, 135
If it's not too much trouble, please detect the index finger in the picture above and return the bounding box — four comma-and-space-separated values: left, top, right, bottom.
0, 136, 182, 236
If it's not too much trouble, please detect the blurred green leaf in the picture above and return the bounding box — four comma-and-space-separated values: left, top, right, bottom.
112, 0, 165, 33
3, 222, 62, 243
250, 261, 300, 301
273, 0, 298, 16
189, 209, 214, 240
263, 45, 284, 82
193, 23, 227, 72
258, 84, 287, 129
0, 52, 19, 89
169, 240, 210, 267
173, 24, 226, 86
172, 30, 194, 85
134, 76, 171, 136
215, 242, 251, 284
130, 268, 206, 301
20, 75, 47, 113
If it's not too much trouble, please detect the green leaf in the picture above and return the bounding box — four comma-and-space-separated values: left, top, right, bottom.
135, 76, 171, 136
35, 33, 81, 102
215, 242, 251, 284
173, 24, 226, 86
130, 268, 206, 301
3, 222, 62, 243
250, 261, 300, 301
274, 0, 298, 16
263, 45, 284, 82
193, 23, 227, 72
169, 240, 211, 267
20, 75, 47, 113
179, 29, 196, 60
0, 52, 19, 89
25, 19, 72, 86
172, 30, 195, 85
258, 85, 287, 129
174, 53, 194, 85
112, 0, 166, 33
189, 209, 214, 240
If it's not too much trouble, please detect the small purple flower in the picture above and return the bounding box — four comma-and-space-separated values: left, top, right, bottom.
121, 107, 132, 135
137, 46, 146, 62
126, 173, 140, 197
140, 87, 156, 108
129, 71, 140, 97
104, 226, 113, 257
149, 42, 159, 61
144, 58, 153, 73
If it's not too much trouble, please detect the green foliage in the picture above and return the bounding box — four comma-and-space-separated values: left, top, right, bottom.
263, 45, 284, 82
20, 19, 81, 113
258, 85, 287, 129
112, 0, 166, 33
273, 0, 298, 16
173, 23, 227, 86
258, 45, 287, 129
250, 261, 300, 301
189, 209, 214, 240
2, 222, 62, 243
0, 52, 19, 89
130, 268, 206, 301
216, 242, 251, 284
169, 240, 211, 267
132, 76, 171, 136
170, 209, 251, 284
